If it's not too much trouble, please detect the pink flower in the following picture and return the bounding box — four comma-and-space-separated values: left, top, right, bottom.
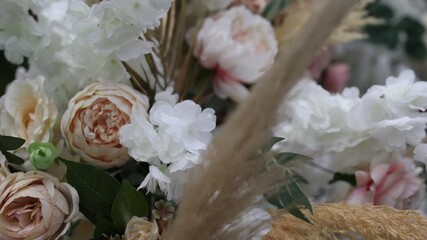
233, 0, 269, 13
308, 47, 334, 80
347, 160, 424, 209
194, 6, 277, 102
320, 62, 350, 93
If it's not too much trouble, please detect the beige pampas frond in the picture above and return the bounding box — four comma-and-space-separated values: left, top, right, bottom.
163, 1, 357, 239
276, 0, 380, 47
266, 203, 427, 240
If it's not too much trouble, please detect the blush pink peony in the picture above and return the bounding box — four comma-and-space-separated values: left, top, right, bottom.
194, 6, 277, 102
347, 160, 424, 209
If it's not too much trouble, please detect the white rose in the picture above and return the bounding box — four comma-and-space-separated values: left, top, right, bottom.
194, 6, 278, 101
61, 82, 149, 169
0, 68, 58, 147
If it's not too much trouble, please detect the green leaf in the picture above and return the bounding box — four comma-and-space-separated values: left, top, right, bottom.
0, 136, 25, 151
275, 153, 311, 166
94, 215, 118, 237
279, 188, 311, 224
268, 180, 313, 223
80, 204, 98, 225
111, 180, 148, 232
263, 137, 285, 152
329, 172, 356, 186
288, 180, 313, 214
2, 151, 25, 165
61, 159, 121, 218
263, 0, 289, 21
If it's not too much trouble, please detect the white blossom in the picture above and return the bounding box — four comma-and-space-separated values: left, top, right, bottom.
120, 88, 216, 201
0, 0, 173, 108
275, 70, 427, 174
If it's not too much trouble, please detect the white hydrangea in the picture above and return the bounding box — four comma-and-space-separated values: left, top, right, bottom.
275, 79, 364, 154
275, 70, 427, 171
120, 88, 217, 201
0, 0, 173, 108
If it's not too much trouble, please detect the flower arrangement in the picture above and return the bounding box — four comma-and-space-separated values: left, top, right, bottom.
1, 0, 427, 239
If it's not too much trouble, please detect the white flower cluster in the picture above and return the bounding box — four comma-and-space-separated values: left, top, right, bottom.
120, 88, 216, 201
0, 0, 172, 107
275, 70, 427, 172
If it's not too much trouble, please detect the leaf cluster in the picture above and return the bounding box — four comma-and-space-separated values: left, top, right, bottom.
61, 159, 149, 239
0, 135, 26, 165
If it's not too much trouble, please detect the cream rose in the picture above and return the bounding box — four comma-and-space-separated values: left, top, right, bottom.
0, 68, 58, 147
0, 171, 79, 240
194, 6, 278, 102
125, 217, 159, 240
61, 82, 150, 168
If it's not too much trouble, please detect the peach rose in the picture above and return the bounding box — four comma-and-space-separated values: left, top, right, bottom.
0, 171, 79, 240
61, 83, 149, 168
0, 69, 58, 147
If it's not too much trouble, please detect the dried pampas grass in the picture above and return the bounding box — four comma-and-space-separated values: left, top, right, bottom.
266, 203, 427, 240
164, 0, 357, 239
276, 0, 381, 47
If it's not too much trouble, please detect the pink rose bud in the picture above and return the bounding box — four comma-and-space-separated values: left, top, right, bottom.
233, 0, 269, 13
321, 62, 350, 93
308, 47, 334, 80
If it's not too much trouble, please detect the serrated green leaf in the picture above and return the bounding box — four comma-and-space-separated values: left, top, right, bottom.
61, 159, 121, 218
111, 180, 148, 232
0, 136, 25, 151
329, 172, 356, 186
288, 180, 313, 214
2, 151, 25, 165
94, 215, 118, 237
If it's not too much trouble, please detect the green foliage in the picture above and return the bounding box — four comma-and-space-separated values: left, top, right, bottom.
269, 179, 313, 223
329, 172, 356, 186
0, 51, 17, 96
62, 159, 149, 236
111, 180, 148, 232
62, 159, 121, 219
264, 141, 313, 223
0, 135, 26, 165
2, 152, 25, 165
94, 215, 118, 238
365, 2, 427, 60
0, 135, 25, 151
263, 0, 289, 21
